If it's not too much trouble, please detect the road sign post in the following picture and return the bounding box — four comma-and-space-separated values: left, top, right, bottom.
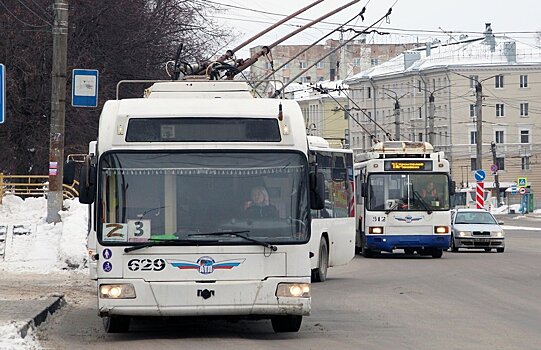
0, 64, 5, 124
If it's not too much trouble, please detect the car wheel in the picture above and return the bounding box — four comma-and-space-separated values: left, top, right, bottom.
311, 238, 328, 282
450, 235, 458, 252
497, 247, 505, 253
103, 316, 130, 333
271, 315, 303, 333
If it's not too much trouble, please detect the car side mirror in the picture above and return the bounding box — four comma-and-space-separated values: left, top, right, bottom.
449, 180, 456, 196
79, 164, 96, 204
63, 161, 76, 185
498, 221, 504, 225
360, 182, 368, 198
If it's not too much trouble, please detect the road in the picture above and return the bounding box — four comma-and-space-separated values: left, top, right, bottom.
38, 216, 541, 350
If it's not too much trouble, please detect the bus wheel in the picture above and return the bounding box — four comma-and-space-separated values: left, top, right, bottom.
404, 248, 415, 255
312, 238, 328, 282
432, 249, 443, 258
271, 315, 303, 333
103, 315, 130, 333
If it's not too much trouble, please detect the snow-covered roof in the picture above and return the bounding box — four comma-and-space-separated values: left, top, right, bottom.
345, 35, 541, 84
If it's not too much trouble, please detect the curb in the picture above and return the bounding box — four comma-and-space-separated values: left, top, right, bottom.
18, 295, 66, 338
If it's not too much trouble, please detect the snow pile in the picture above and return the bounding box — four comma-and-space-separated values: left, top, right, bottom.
0, 324, 40, 350
0, 195, 88, 273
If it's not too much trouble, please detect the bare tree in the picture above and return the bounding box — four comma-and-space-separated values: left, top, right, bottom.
0, 0, 232, 174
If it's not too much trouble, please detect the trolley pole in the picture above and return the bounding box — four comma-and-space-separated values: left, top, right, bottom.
428, 93, 435, 145
47, 0, 69, 223
475, 81, 483, 170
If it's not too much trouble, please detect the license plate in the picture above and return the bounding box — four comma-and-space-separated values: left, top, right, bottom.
475, 239, 489, 243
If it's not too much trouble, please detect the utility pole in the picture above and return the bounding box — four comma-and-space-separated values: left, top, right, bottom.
393, 101, 400, 140
491, 141, 501, 207
428, 93, 435, 145
475, 80, 483, 170
47, 0, 69, 223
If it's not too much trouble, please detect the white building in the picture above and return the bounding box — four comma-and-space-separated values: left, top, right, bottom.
344, 24, 541, 202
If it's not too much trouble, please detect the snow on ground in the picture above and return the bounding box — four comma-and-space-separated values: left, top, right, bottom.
0, 194, 88, 349
0, 324, 41, 350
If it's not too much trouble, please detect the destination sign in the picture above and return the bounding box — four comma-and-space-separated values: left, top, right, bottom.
384, 160, 432, 171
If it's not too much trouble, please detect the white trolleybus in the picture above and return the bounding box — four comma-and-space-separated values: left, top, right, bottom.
354, 141, 454, 258
76, 80, 355, 333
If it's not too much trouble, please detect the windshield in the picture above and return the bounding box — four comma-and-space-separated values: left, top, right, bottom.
98, 152, 309, 245
454, 212, 497, 225
367, 173, 450, 211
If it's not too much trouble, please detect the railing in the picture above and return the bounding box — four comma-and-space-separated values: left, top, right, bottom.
0, 174, 79, 204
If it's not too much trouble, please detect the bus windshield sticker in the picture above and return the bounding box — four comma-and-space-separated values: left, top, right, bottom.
103, 223, 128, 242
127, 219, 151, 242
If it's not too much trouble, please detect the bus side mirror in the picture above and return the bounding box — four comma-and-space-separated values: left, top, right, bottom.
449, 181, 456, 196
309, 171, 325, 210
79, 164, 96, 204
63, 161, 76, 185
360, 182, 368, 198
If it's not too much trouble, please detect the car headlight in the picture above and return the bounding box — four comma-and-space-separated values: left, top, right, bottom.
493, 231, 504, 237
99, 284, 136, 299
276, 283, 310, 298
457, 231, 471, 237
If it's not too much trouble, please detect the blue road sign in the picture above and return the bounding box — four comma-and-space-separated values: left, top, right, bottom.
0, 64, 5, 124
72, 69, 98, 107
517, 177, 527, 188
474, 169, 486, 182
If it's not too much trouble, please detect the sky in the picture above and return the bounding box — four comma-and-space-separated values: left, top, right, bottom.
0, 193, 537, 347
209, 0, 541, 58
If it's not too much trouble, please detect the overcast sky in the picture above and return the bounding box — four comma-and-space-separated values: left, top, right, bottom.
209, 0, 541, 58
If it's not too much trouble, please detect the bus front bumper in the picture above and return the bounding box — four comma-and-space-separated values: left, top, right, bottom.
366, 235, 450, 252
98, 277, 311, 318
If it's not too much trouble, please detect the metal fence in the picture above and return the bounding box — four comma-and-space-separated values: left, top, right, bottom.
0, 174, 79, 204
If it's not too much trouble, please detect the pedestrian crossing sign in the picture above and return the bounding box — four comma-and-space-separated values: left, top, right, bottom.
517, 178, 527, 188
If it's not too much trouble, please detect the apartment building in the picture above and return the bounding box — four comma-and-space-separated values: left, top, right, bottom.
344, 24, 541, 201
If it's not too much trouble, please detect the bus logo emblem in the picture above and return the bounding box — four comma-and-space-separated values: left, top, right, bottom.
169, 257, 245, 274
395, 215, 422, 223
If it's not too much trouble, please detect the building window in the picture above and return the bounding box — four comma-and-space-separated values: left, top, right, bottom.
470, 158, 477, 171
366, 111, 372, 123
367, 87, 371, 99
520, 130, 530, 143
520, 103, 529, 116
299, 61, 307, 69
496, 104, 505, 117
495, 130, 504, 144
370, 58, 379, 66
495, 157, 505, 171
470, 131, 477, 145
469, 104, 476, 118
318, 76, 324, 81
316, 62, 324, 69
418, 132, 423, 141
520, 75, 528, 88
418, 80, 422, 92
353, 58, 361, 67
282, 63, 289, 69
418, 107, 422, 119
283, 77, 290, 84
522, 156, 530, 170
495, 75, 504, 88
469, 75, 479, 88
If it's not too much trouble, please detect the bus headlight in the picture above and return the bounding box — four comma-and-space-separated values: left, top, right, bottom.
99, 284, 136, 299
276, 283, 310, 298
368, 226, 384, 234
434, 226, 449, 234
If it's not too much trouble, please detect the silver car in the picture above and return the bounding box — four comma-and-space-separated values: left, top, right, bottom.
450, 209, 505, 252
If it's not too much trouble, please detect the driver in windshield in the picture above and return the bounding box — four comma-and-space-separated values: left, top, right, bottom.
244, 186, 279, 219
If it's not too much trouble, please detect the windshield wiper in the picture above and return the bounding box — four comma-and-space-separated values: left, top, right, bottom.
412, 189, 433, 214
385, 201, 400, 214
188, 230, 278, 252
124, 238, 218, 253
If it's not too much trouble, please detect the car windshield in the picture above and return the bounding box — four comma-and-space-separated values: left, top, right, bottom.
454, 212, 497, 225
367, 173, 450, 211
98, 151, 309, 245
